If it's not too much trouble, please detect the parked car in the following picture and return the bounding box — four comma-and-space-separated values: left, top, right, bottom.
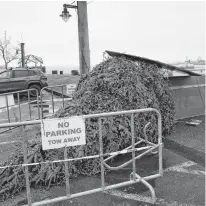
0, 68, 48, 96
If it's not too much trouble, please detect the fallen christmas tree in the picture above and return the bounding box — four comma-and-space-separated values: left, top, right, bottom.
0, 56, 175, 200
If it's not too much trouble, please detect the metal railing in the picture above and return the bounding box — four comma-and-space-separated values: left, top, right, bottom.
0, 108, 163, 205
0, 89, 40, 123
40, 85, 74, 119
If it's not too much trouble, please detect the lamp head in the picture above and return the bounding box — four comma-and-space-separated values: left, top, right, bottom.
60, 6, 72, 22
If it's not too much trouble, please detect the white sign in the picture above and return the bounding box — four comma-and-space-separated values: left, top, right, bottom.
66, 84, 76, 96
0, 94, 15, 109
41, 116, 86, 150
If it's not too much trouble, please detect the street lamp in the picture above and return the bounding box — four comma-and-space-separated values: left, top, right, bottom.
59, 4, 77, 22
60, 2, 91, 75
59, 5, 73, 22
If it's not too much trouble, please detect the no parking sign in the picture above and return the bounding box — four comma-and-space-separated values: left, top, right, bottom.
41, 116, 86, 150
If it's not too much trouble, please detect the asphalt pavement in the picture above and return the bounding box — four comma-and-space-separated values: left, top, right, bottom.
3, 115, 205, 206
0, 90, 205, 206
3, 146, 205, 206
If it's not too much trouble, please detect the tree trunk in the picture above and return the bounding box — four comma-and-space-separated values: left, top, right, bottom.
4, 60, 8, 70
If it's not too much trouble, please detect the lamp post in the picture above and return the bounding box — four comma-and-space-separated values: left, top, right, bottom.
60, 2, 91, 75
20, 43, 25, 68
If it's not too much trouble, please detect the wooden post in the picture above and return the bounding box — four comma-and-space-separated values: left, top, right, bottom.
77, 1, 91, 75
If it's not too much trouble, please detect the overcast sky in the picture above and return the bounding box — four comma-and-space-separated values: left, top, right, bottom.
0, 1, 205, 68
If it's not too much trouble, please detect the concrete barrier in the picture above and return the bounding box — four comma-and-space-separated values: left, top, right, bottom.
169, 76, 205, 120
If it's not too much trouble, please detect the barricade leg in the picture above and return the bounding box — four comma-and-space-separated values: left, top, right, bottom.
130, 172, 156, 204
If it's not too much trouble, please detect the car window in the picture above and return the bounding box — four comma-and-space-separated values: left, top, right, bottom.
12, 70, 28, 78
34, 69, 44, 75
28, 70, 37, 76
0, 71, 11, 78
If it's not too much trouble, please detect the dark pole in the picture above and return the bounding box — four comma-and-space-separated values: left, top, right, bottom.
20, 43, 25, 68
77, 1, 91, 75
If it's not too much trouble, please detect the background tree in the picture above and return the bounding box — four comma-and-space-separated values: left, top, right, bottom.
0, 32, 20, 70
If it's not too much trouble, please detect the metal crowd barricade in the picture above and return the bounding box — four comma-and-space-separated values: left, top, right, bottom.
40, 85, 74, 119
0, 88, 40, 151
0, 108, 163, 205
0, 89, 40, 124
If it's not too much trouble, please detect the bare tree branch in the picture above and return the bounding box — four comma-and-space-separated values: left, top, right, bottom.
0, 33, 20, 70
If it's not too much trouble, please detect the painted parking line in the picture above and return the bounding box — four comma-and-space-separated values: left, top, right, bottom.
0, 115, 40, 123
165, 161, 205, 175
41, 98, 72, 102
0, 113, 38, 122
105, 161, 204, 205
105, 189, 195, 206
0, 99, 39, 113
0, 117, 25, 122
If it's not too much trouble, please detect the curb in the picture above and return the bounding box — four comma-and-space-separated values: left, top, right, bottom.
164, 138, 205, 167
44, 88, 70, 98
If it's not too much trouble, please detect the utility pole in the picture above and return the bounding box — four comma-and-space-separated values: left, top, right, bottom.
60, 1, 91, 75
77, 1, 90, 75
20, 43, 25, 68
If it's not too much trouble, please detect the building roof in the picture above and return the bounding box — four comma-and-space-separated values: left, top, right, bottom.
18, 54, 43, 66
105, 50, 202, 76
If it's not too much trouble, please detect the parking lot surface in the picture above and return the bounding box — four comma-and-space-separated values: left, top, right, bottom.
3, 147, 205, 206
0, 90, 205, 206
